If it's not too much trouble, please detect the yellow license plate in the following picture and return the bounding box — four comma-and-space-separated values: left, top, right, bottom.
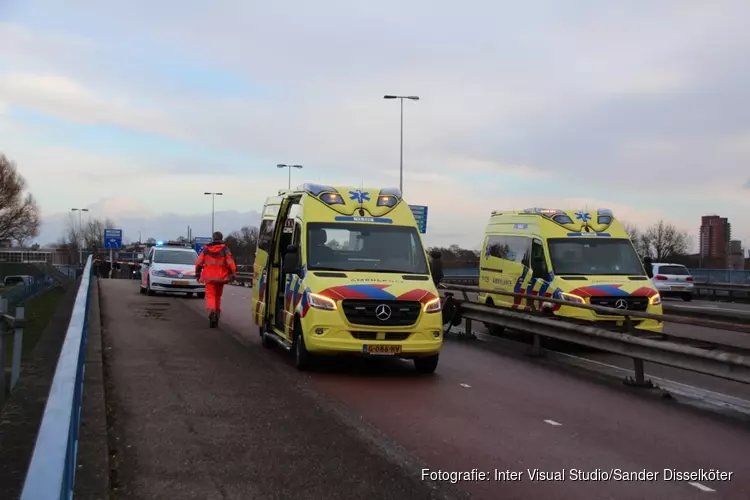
172, 280, 189, 286
363, 344, 402, 355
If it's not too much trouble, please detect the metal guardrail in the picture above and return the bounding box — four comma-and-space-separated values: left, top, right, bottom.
440, 283, 750, 387
232, 272, 253, 286
19, 255, 93, 500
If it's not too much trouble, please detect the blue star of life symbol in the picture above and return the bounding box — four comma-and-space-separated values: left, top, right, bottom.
349, 190, 370, 203
484, 245, 491, 259
575, 211, 592, 222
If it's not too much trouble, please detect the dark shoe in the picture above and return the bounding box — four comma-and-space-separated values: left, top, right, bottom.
209, 311, 218, 328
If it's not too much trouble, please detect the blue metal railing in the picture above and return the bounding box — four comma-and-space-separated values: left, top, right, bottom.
19, 255, 93, 500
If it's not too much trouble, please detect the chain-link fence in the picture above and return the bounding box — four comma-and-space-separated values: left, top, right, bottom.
0, 276, 58, 309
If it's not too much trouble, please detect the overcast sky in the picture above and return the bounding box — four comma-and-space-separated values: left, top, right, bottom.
1, 1, 749, 249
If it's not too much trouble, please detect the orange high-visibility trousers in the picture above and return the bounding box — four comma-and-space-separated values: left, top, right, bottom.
205, 282, 225, 313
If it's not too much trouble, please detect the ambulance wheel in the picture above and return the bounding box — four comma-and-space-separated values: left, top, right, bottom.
197, 292, 205, 299
414, 354, 439, 374
483, 299, 505, 335
260, 327, 275, 349
293, 320, 312, 371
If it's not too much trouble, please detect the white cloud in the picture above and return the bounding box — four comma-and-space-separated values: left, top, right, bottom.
2, 2, 750, 250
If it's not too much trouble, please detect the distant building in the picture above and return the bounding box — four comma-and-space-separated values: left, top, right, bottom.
729, 239, 745, 270
699, 215, 731, 267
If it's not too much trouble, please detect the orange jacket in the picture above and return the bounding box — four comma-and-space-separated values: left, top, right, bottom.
195, 242, 237, 283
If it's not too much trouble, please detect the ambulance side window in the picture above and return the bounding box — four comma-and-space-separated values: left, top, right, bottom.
531, 239, 549, 280
258, 219, 276, 252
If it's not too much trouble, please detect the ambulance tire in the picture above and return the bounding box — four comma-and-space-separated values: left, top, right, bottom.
260, 327, 275, 349
414, 354, 439, 374
483, 299, 505, 336
293, 320, 312, 371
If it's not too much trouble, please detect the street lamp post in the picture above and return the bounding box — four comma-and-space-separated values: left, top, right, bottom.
203, 192, 223, 235
277, 164, 303, 190
383, 95, 419, 194
71, 208, 89, 265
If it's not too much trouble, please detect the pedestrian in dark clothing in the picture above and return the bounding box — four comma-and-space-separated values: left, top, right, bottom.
430, 250, 444, 287
643, 256, 654, 278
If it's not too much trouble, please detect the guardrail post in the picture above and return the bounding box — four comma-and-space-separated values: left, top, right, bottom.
459, 290, 476, 339
0, 297, 7, 314
621, 315, 654, 388
11, 306, 24, 390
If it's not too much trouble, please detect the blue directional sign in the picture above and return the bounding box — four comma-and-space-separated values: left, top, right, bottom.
409, 205, 428, 234
194, 237, 212, 253
103, 228, 122, 249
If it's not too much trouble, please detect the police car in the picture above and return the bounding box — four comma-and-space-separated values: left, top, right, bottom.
139, 241, 205, 297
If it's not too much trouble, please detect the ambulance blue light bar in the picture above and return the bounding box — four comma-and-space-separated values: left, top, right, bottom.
376, 188, 402, 207
597, 208, 614, 224
303, 183, 338, 197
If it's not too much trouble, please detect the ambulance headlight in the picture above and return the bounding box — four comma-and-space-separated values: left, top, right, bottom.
308, 292, 337, 310
649, 293, 661, 305
560, 292, 585, 304
423, 297, 441, 313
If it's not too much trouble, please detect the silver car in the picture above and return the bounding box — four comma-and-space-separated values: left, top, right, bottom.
650, 263, 694, 301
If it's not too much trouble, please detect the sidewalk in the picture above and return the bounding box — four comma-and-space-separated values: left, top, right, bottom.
98, 279, 468, 500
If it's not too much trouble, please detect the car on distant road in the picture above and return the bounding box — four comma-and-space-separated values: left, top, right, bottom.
140, 242, 205, 298
649, 263, 694, 301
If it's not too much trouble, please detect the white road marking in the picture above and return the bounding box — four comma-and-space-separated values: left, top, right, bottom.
688, 482, 715, 492
460, 383, 471, 388
544, 419, 562, 426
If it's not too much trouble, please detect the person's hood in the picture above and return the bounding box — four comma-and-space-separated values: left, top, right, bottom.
205, 241, 226, 249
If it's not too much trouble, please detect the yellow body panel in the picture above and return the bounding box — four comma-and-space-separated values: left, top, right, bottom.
251, 184, 443, 358
477, 208, 663, 333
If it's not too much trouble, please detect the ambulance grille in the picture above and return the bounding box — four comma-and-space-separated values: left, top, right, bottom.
589, 296, 649, 312
341, 300, 421, 326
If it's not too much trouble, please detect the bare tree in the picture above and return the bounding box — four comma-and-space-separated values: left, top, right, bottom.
641, 220, 691, 260
145, 237, 156, 245
225, 226, 259, 265
621, 221, 648, 257
62, 214, 117, 251
0, 154, 41, 245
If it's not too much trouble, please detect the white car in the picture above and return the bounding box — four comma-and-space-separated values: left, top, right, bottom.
650, 262, 694, 301
139, 243, 205, 298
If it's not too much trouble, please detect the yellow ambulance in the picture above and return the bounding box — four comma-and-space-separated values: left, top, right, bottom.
251, 184, 443, 372
477, 208, 663, 333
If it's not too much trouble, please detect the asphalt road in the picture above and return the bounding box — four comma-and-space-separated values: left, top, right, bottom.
150, 283, 750, 500
99, 280, 469, 500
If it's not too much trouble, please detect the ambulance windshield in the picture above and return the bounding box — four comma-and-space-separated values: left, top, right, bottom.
306, 223, 429, 274
547, 238, 645, 276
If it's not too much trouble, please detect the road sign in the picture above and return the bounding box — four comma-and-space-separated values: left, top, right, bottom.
194, 237, 212, 253
103, 228, 122, 249
409, 205, 428, 234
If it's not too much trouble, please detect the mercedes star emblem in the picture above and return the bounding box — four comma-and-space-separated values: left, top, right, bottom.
614, 299, 628, 309
177, 273, 184, 278
375, 304, 392, 321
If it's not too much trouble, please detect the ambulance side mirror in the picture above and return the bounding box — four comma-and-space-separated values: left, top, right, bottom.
283, 244, 301, 274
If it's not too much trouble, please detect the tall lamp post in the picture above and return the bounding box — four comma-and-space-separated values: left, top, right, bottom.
203, 192, 223, 235
277, 164, 303, 189
383, 94, 419, 194
71, 208, 89, 265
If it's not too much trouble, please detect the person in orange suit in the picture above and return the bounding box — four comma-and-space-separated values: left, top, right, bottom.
195, 231, 237, 327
